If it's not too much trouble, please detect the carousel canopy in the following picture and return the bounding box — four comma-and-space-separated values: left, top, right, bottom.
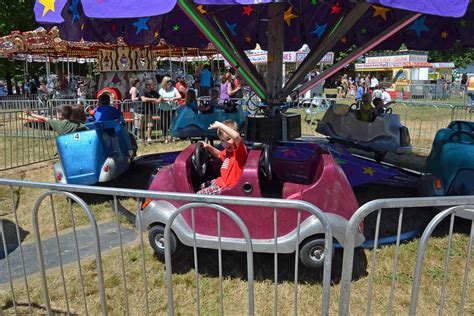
33, 0, 473, 51
0, 27, 219, 59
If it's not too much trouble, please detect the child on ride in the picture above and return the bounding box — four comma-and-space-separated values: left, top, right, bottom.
197, 119, 248, 195
356, 93, 374, 122
24, 105, 85, 135
94, 93, 125, 124
371, 97, 385, 119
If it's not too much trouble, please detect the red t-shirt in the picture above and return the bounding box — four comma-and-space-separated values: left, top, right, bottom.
216, 141, 248, 188
175, 82, 186, 105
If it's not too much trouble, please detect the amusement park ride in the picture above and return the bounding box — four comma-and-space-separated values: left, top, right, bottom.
28, 0, 474, 277
32, 0, 470, 142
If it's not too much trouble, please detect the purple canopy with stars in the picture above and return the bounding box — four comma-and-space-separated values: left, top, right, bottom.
33, 0, 473, 51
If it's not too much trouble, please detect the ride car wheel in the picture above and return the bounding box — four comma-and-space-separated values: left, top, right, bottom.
148, 225, 177, 261
299, 238, 332, 269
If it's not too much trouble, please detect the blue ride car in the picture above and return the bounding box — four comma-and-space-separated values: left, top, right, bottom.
170, 100, 247, 139
419, 120, 474, 196
53, 120, 137, 185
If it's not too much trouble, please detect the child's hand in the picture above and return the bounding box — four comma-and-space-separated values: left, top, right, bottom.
24, 109, 32, 115
209, 121, 221, 129
199, 141, 210, 149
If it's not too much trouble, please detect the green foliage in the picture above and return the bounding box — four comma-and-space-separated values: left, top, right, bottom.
428, 41, 474, 68
0, 0, 36, 36
0, 0, 38, 84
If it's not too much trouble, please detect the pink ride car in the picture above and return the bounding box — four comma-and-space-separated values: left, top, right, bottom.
138, 141, 364, 269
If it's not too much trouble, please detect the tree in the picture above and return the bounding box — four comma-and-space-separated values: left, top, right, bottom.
0, 0, 38, 93
428, 41, 474, 68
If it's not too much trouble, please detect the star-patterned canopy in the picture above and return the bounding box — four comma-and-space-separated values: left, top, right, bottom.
33, 0, 473, 53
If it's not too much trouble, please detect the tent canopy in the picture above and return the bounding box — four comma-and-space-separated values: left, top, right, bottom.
34, 0, 473, 51
32, 0, 473, 101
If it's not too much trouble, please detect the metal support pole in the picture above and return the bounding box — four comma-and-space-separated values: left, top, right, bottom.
67, 55, 70, 82
177, 0, 268, 100
182, 48, 186, 75
266, 2, 285, 104
212, 15, 266, 93
169, 47, 173, 79
298, 12, 422, 97
281, 2, 371, 98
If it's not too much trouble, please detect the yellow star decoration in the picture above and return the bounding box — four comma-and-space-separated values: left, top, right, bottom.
362, 167, 376, 176
81, 23, 85, 30
284, 7, 298, 27
154, 31, 159, 38
341, 36, 347, 43
197, 5, 206, 14
39, 0, 56, 17
440, 31, 449, 39
372, 5, 390, 21
245, 36, 252, 43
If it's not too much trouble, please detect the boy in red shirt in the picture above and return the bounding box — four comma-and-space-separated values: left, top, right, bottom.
197, 119, 248, 195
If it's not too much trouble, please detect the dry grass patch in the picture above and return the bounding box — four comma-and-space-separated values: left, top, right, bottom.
2, 233, 472, 314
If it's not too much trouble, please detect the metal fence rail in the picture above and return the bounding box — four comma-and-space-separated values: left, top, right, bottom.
305, 99, 474, 152
409, 205, 474, 315
394, 83, 467, 104
0, 106, 57, 170
339, 196, 474, 315
1, 97, 474, 171
0, 179, 333, 315
395, 102, 455, 151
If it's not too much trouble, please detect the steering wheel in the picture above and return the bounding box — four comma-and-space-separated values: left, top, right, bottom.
384, 107, 393, 114
192, 142, 208, 176
259, 145, 272, 181
448, 121, 474, 132
448, 130, 474, 142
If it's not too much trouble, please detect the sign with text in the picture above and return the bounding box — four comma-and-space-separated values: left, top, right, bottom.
225, 51, 334, 66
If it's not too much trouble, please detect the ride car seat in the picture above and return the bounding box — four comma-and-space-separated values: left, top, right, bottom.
272, 146, 321, 185
223, 99, 238, 113
332, 103, 350, 116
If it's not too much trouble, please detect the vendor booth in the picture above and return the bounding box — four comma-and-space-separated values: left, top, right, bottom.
355, 51, 454, 99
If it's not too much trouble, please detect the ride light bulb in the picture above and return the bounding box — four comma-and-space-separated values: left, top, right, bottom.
57, 173, 62, 181
103, 165, 109, 172
434, 178, 442, 190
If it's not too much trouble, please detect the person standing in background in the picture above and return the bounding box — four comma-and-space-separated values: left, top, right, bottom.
219, 74, 230, 103
199, 65, 212, 96
466, 75, 474, 113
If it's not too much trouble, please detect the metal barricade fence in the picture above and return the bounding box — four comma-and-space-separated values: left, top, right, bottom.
0, 179, 333, 315
395, 83, 466, 104
0, 98, 45, 111
397, 102, 455, 151
121, 100, 177, 142
0, 105, 57, 170
409, 205, 474, 315
339, 196, 474, 315
300, 97, 346, 126
46, 98, 99, 110
0, 94, 39, 103
451, 105, 474, 122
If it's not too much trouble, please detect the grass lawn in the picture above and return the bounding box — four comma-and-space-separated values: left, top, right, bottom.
1, 226, 472, 314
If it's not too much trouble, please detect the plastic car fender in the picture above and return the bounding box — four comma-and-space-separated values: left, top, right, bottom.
418, 174, 446, 196
98, 154, 129, 182
53, 161, 67, 184
137, 200, 185, 232
139, 200, 365, 253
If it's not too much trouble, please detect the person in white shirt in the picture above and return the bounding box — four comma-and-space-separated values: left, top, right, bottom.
381, 88, 392, 104
370, 76, 379, 89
